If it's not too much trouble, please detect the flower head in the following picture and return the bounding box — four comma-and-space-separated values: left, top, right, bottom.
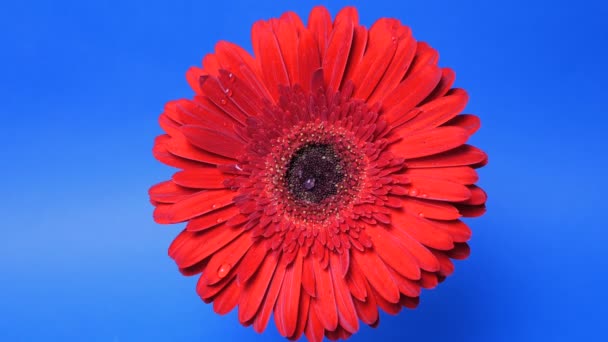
150, 5, 487, 341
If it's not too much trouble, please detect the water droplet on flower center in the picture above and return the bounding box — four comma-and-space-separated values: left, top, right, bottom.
303, 178, 316, 190
285, 144, 344, 203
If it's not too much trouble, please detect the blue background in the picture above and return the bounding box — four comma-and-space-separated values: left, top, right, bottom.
1, 0, 606, 341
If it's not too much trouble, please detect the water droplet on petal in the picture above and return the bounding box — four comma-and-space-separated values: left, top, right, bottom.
224, 88, 233, 97
409, 188, 419, 196
420, 193, 428, 198
217, 263, 231, 278
220, 98, 227, 105
418, 212, 425, 217
228, 72, 234, 81
211, 203, 218, 209
216, 217, 223, 223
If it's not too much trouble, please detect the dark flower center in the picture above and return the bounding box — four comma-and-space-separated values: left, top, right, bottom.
286, 144, 344, 203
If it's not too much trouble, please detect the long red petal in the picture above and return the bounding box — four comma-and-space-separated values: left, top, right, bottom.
311, 256, 338, 331
351, 249, 400, 303
392, 209, 454, 250
322, 8, 355, 91
204, 232, 254, 285
391, 126, 469, 159
238, 252, 279, 323
168, 226, 244, 269
405, 144, 487, 168
252, 21, 289, 100
274, 252, 303, 337
330, 253, 359, 334
180, 125, 244, 160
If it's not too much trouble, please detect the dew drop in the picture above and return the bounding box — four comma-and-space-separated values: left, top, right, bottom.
217, 263, 231, 278
228, 72, 234, 81
216, 217, 223, 223
220, 98, 227, 105
224, 88, 233, 97
211, 203, 218, 209
303, 178, 316, 190
420, 193, 428, 198
409, 188, 419, 196
418, 212, 425, 217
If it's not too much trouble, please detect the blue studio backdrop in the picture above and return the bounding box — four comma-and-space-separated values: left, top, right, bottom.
1, 0, 606, 341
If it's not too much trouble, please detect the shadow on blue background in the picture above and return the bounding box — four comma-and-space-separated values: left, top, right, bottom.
1, 0, 606, 341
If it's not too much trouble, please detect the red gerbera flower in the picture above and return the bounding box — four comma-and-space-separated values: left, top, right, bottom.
149, 5, 487, 341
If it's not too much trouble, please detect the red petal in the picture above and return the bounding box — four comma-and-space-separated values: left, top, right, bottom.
419, 271, 439, 289
446, 114, 481, 136
186, 66, 205, 94
238, 253, 279, 323
196, 272, 233, 302
172, 167, 227, 189
322, 8, 355, 91
204, 232, 254, 285
149, 181, 197, 204
353, 280, 379, 326
367, 226, 421, 280
296, 27, 321, 92
166, 132, 235, 165
400, 198, 461, 220
168, 226, 244, 269
447, 243, 471, 260
407, 42, 439, 75
304, 303, 325, 342
301, 256, 316, 297
399, 88, 469, 133
386, 266, 422, 297
330, 253, 359, 334
456, 204, 487, 217
180, 125, 244, 160
253, 258, 287, 333
422, 67, 456, 104
391, 126, 469, 159
274, 13, 301, 86
342, 25, 368, 83
307, 6, 332, 59
311, 256, 338, 331
351, 18, 398, 100
405, 144, 487, 168
198, 76, 248, 125
274, 252, 303, 337
459, 185, 487, 205
236, 242, 269, 285
214, 70, 267, 120
186, 204, 239, 232
290, 290, 310, 340
429, 219, 472, 243
392, 209, 454, 250
406, 166, 478, 184
400, 295, 420, 309
202, 53, 221, 77
153, 135, 201, 169
153, 189, 234, 224
368, 25, 416, 105
370, 286, 401, 315
345, 264, 367, 302
433, 251, 455, 277
213, 278, 240, 315
251, 20, 289, 101
382, 63, 442, 126
406, 175, 472, 202
351, 250, 400, 303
